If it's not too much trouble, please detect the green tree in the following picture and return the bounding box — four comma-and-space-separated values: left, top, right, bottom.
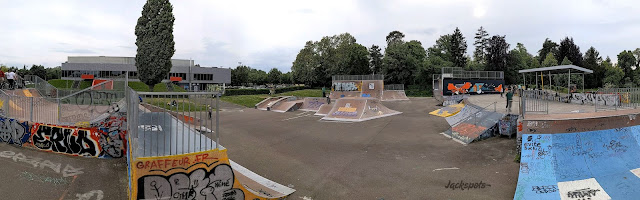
369, 44, 383, 74
280, 72, 292, 84
248, 68, 267, 85
449, 27, 467, 68
231, 65, 250, 86
542, 52, 558, 67
135, 0, 175, 91
506, 43, 534, 84
473, 26, 489, 63
560, 56, 573, 65
485, 35, 510, 71
382, 38, 426, 85
618, 50, 636, 83
633, 48, 640, 68
603, 61, 623, 87
29, 65, 47, 79
583, 47, 603, 88
267, 68, 282, 84
537, 38, 558, 63
427, 34, 453, 62
385, 31, 405, 46
46, 66, 61, 80
557, 37, 583, 66
417, 54, 453, 88
291, 41, 317, 86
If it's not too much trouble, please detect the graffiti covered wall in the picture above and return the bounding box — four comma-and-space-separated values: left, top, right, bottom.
443, 79, 505, 95
570, 93, 620, 106
0, 112, 127, 158
131, 149, 284, 200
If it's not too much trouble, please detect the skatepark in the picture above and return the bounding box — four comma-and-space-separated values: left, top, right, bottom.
3, 72, 640, 199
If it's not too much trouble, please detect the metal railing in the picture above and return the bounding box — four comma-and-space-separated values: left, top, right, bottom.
384, 84, 404, 91
595, 88, 640, 111
332, 74, 384, 81
0, 89, 59, 124
127, 88, 221, 158
58, 78, 125, 124
24, 75, 58, 99
445, 102, 497, 137
521, 90, 549, 117
440, 67, 504, 80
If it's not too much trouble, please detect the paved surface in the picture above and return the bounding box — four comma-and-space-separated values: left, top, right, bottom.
467, 94, 598, 115
215, 97, 520, 199
0, 143, 128, 200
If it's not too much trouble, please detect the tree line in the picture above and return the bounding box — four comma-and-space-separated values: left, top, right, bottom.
287, 27, 640, 89
0, 64, 61, 80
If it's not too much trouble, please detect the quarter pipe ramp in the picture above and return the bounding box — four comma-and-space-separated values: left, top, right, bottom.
299, 97, 330, 112
321, 97, 401, 122
515, 110, 640, 200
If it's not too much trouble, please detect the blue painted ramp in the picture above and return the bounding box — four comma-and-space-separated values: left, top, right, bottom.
515, 126, 640, 200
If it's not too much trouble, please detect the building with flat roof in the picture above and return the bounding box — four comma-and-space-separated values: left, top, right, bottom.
61, 56, 231, 90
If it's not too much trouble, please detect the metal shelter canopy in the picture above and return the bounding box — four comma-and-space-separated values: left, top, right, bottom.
518, 65, 593, 94
518, 65, 593, 74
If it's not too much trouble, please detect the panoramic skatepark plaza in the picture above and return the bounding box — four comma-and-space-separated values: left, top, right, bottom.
4, 70, 640, 200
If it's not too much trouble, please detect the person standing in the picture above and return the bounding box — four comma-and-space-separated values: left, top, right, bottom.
6, 70, 16, 90
506, 88, 514, 113
0, 69, 5, 89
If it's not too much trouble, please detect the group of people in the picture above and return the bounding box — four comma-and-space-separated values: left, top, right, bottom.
0, 70, 17, 90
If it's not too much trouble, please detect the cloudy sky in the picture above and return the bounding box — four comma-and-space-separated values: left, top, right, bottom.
1, 0, 639, 72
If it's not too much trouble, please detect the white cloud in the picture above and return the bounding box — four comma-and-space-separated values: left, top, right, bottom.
0, 0, 639, 72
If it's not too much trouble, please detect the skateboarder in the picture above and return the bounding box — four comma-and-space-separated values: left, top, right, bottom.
506, 88, 513, 113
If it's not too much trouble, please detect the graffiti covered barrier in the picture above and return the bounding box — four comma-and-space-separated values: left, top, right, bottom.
0, 116, 127, 158
132, 149, 293, 200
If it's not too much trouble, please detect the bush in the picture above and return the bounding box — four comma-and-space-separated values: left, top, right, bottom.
224, 89, 270, 96
275, 85, 307, 93
405, 84, 432, 97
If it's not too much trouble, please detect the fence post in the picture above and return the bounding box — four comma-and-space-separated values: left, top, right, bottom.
215, 93, 220, 150
30, 97, 34, 122
57, 98, 61, 124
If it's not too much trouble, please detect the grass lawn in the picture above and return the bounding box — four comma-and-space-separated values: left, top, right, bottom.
144, 98, 212, 112
128, 82, 186, 92
220, 89, 323, 108
278, 89, 323, 97
221, 95, 269, 108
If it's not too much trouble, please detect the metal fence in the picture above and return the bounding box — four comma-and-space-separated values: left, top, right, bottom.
521, 90, 549, 116
384, 84, 404, 91
595, 88, 640, 111
440, 67, 504, 80
127, 87, 221, 158
332, 74, 384, 81
24, 75, 58, 99
1, 76, 127, 125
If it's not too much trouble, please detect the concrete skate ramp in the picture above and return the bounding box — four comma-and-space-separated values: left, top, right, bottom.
444, 103, 482, 126
381, 90, 410, 101
271, 99, 304, 113
441, 106, 503, 144
321, 97, 401, 122
443, 94, 469, 106
132, 112, 296, 199
429, 103, 465, 117
314, 104, 333, 116
255, 96, 285, 110
329, 91, 361, 99
515, 110, 640, 200
299, 97, 329, 112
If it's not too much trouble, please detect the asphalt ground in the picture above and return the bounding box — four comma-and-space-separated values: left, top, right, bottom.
0, 143, 128, 200
216, 97, 520, 200
0, 97, 520, 200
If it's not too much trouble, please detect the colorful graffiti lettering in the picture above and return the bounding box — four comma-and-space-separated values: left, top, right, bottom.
132, 149, 281, 200
332, 81, 361, 92
0, 118, 30, 145
30, 124, 101, 157
447, 82, 472, 94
